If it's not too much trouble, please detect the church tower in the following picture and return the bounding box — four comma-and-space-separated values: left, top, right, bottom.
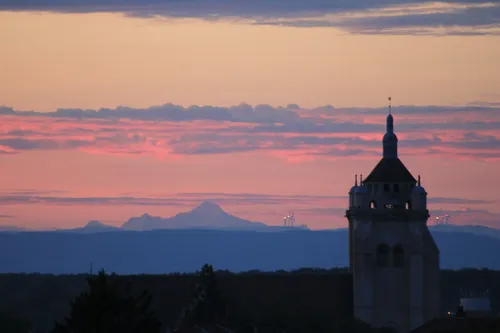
345, 101, 440, 333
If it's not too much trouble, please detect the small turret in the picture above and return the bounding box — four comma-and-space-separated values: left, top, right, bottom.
411, 175, 427, 210
349, 175, 359, 208
354, 174, 368, 208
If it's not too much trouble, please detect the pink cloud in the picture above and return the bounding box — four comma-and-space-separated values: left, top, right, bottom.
0, 103, 500, 161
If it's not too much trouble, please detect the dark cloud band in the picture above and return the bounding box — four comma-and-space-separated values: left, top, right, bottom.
0, 191, 490, 207
0, 0, 499, 35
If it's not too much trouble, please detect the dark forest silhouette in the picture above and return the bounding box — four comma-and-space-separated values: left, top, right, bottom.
0, 312, 32, 333
1, 267, 500, 332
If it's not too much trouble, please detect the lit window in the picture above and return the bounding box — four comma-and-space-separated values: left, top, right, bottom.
406, 201, 412, 210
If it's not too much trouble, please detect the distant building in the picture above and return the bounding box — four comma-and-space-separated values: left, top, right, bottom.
345, 104, 440, 333
411, 296, 498, 333
458, 293, 492, 317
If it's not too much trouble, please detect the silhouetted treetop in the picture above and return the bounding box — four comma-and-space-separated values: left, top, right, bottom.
51, 269, 161, 333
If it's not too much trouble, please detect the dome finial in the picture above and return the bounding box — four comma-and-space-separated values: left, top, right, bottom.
418, 175, 421, 186
360, 174, 363, 185
386, 97, 394, 134
355, 174, 358, 186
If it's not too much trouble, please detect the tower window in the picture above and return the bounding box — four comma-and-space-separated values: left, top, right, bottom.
376, 244, 390, 267
368, 184, 373, 192
406, 201, 412, 210
384, 184, 390, 192
393, 245, 404, 268
394, 184, 399, 192
370, 200, 377, 209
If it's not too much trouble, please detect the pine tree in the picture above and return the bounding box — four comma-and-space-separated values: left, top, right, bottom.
177, 264, 226, 330
52, 270, 161, 333
192, 264, 225, 325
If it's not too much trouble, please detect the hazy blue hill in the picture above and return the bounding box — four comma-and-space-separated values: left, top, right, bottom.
1, 229, 500, 274
0, 229, 346, 274
433, 231, 500, 269
430, 224, 500, 239
0, 225, 28, 232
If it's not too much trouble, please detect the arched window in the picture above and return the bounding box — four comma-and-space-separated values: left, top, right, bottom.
406, 201, 412, 210
370, 200, 377, 209
376, 244, 390, 267
393, 245, 404, 268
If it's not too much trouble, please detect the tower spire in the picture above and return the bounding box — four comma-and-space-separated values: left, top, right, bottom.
383, 97, 398, 158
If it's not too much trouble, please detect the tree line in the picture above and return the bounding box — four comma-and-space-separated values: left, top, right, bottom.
1, 267, 499, 333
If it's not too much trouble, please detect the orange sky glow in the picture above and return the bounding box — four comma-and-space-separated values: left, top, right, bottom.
1, 5, 500, 230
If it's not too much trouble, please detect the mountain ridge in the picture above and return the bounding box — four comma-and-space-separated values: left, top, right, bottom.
2, 201, 499, 235
121, 201, 271, 231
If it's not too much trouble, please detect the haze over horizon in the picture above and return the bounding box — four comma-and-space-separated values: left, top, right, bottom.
1, 0, 500, 230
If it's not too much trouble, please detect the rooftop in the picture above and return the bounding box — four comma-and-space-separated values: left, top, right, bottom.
411, 316, 500, 333
363, 157, 416, 183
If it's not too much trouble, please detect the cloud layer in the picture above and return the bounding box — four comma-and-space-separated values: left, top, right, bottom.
0, 190, 497, 228
1, 0, 499, 35
1, 102, 500, 160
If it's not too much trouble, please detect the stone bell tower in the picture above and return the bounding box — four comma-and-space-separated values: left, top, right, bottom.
345, 101, 440, 333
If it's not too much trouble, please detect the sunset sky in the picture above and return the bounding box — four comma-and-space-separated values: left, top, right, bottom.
1, 0, 500, 230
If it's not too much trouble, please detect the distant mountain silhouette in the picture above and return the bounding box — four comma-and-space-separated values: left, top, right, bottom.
0, 225, 28, 232
121, 201, 269, 231
120, 213, 165, 230
86, 220, 116, 229
64, 220, 120, 233
2, 228, 500, 274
